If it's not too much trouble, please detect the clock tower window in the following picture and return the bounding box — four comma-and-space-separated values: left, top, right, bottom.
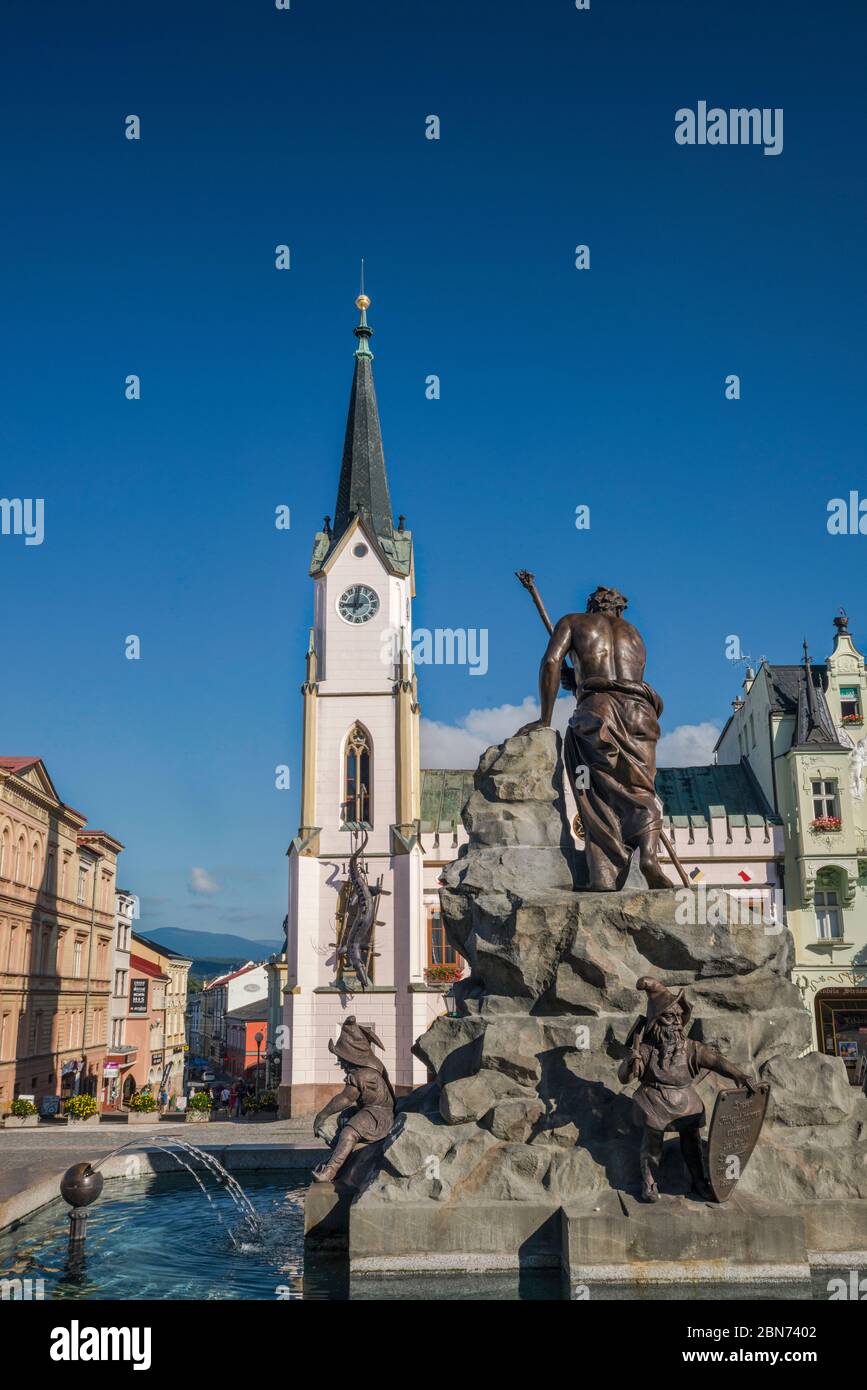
343, 724, 372, 826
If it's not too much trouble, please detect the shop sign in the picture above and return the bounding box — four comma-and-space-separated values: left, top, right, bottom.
130, 978, 149, 1013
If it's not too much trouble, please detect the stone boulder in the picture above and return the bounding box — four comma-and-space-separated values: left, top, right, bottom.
348, 727, 867, 1222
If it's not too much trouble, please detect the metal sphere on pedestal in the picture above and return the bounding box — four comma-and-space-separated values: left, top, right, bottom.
60, 1162, 104, 1209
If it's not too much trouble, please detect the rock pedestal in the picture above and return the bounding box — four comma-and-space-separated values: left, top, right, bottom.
318, 728, 867, 1279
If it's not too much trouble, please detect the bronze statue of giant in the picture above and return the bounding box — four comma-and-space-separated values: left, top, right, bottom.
516, 575, 688, 891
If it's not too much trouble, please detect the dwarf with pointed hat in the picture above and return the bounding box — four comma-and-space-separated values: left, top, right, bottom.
618, 977, 755, 1203
311, 1017, 395, 1183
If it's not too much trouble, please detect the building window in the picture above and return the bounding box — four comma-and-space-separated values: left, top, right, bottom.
77, 866, 87, 905
73, 939, 83, 978
812, 780, 839, 821
427, 910, 459, 968
840, 686, 862, 723
343, 724, 372, 825
815, 890, 843, 941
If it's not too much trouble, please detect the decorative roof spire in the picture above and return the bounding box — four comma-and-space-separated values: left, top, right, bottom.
795, 638, 843, 749
354, 260, 373, 360
332, 279, 394, 546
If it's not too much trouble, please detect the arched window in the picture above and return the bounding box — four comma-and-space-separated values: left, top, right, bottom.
15, 835, 25, 883
342, 724, 372, 825
0, 826, 10, 878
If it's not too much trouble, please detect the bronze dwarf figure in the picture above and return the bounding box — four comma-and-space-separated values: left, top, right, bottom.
516, 584, 673, 892
618, 977, 755, 1203
311, 1016, 395, 1184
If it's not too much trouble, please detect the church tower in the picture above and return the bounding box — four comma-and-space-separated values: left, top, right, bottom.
278, 292, 431, 1117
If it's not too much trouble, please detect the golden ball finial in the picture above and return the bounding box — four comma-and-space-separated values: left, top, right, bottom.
355, 293, 371, 311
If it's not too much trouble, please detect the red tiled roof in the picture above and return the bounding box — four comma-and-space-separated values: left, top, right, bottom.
0, 758, 86, 821
130, 954, 168, 979
203, 962, 261, 989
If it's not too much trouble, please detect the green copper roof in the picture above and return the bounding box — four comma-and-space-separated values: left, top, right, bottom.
418, 762, 779, 837
420, 769, 475, 832
655, 763, 780, 824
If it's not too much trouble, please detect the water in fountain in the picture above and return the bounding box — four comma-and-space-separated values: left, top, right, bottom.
89, 1135, 260, 1241
162, 1137, 259, 1224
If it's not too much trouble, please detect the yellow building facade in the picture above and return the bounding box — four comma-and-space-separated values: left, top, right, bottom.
0, 757, 122, 1113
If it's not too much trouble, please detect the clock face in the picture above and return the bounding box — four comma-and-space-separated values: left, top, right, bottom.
338, 584, 380, 625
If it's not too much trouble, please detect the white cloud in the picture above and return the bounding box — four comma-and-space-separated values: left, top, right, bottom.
421, 697, 571, 768
189, 866, 221, 895
421, 700, 719, 770
656, 721, 720, 767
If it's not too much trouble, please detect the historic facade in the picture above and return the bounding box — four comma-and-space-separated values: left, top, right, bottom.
198, 961, 268, 1078
132, 931, 192, 1103
278, 297, 469, 1116
0, 757, 123, 1114
102, 888, 136, 1108
715, 612, 867, 1077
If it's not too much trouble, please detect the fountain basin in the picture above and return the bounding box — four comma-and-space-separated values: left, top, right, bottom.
0, 1171, 313, 1301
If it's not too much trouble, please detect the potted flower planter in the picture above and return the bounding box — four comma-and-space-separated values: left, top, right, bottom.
67, 1114, 100, 1127
4, 1114, 39, 1128
186, 1109, 212, 1123
126, 1110, 161, 1124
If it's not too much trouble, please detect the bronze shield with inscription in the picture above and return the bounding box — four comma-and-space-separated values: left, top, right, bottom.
707, 1083, 771, 1202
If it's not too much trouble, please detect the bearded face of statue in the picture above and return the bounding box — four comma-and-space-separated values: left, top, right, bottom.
649, 1009, 686, 1069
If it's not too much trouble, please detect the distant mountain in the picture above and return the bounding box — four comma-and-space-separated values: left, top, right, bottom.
144, 927, 282, 962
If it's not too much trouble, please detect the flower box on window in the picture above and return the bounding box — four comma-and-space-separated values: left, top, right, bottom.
811, 816, 842, 832
842, 713, 863, 725
424, 964, 464, 986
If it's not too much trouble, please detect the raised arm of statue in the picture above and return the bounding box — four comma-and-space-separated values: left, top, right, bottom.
516, 617, 575, 735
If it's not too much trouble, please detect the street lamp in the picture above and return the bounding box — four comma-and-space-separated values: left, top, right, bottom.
254, 1031, 264, 1097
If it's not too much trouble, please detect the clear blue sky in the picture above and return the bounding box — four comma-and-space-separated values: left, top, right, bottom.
1, 0, 865, 941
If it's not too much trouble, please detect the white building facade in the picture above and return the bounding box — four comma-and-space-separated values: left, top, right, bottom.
278, 298, 464, 1116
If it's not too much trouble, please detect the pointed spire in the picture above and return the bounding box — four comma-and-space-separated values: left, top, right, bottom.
795, 639, 843, 749
332, 281, 395, 547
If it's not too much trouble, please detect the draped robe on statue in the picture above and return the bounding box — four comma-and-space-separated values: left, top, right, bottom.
564, 674, 664, 890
